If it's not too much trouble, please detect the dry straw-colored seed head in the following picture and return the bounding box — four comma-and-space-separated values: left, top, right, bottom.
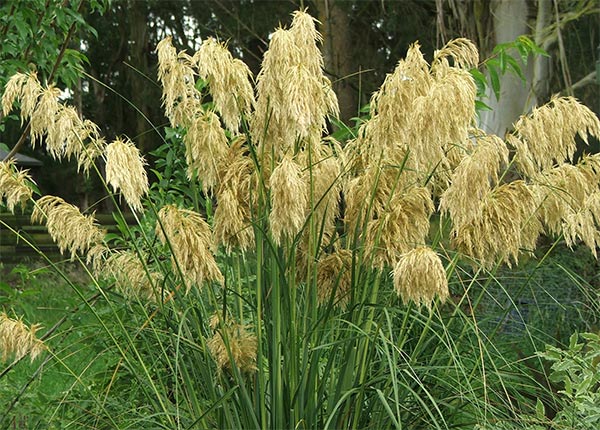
156, 37, 201, 127
31, 195, 106, 260
364, 185, 434, 268
510, 96, 600, 178
183, 110, 229, 192
105, 137, 149, 212
452, 181, 542, 268
440, 131, 509, 229
0, 160, 33, 213
104, 250, 162, 301
30, 86, 61, 147
213, 137, 255, 254
2, 72, 29, 116
193, 37, 255, 133
561, 193, 600, 258
157, 205, 223, 292
316, 249, 353, 307
532, 163, 596, 236
269, 156, 308, 245
1, 72, 42, 120
0, 312, 46, 363
208, 322, 257, 374
392, 246, 448, 310
432, 38, 479, 70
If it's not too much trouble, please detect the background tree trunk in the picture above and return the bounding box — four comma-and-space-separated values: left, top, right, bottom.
478, 0, 534, 137
316, 0, 357, 123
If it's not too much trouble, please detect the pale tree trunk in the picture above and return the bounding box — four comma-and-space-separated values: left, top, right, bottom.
316, 0, 357, 123
532, 0, 552, 104
478, 0, 534, 137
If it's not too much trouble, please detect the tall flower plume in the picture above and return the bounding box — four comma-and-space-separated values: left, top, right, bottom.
440, 131, 509, 230
105, 137, 149, 212
316, 249, 353, 307
252, 9, 338, 157
156, 36, 201, 127
0, 160, 33, 213
2, 71, 105, 171
193, 37, 255, 133
364, 185, 434, 268
157, 205, 223, 292
31, 196, 106, 260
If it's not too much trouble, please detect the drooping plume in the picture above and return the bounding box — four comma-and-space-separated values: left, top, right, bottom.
193, 37, 255, 133
208, 320, 258, 374
105, 137, 149, 212
269, 156, 308, 245
31, 196, 106, 261
392, 246, 449, 309
509, 96, 600, 178
0, 160, 34, 213
213, 137, 255, 254
156, 205, 223, 292
183, 110, 229, 192
0, 313, 46, 363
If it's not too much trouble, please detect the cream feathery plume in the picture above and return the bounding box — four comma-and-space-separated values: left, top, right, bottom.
193, 37, 255, 133
409, 65, 477, 190
3, 72, 105, 170
0, 313, 46, 363
29, 85, 61, 148
364, 185, 434, 268
1, 72, 29, 116
252, 10, 338, 157
532, 163, 595, 236
183, 110, 229, 192
1, 72, 42, 120
392, 246, 449, 310
509, 96, 600, 178
269, 156, 308, 245
87, 244, 160, 301
432, 38, 479, 70
156, 36, 201, 127
156, 205, 223, 292
213, 137, 255, 253
46, 105, 80, 158
532, 154, 600, 256
105, 137, 149, 212
316, 249, 352, 307
31, 196, 106, 260
0, 160, 33, 213
562, 191, 600, 257
105, 250, 162, 301
440, 132, 509, 229
208, 321, 257, 374
452, 181, 542, 268
345, 44, 430, 175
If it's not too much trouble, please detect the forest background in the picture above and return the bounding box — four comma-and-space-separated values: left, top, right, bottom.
1, 0, 598, 206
